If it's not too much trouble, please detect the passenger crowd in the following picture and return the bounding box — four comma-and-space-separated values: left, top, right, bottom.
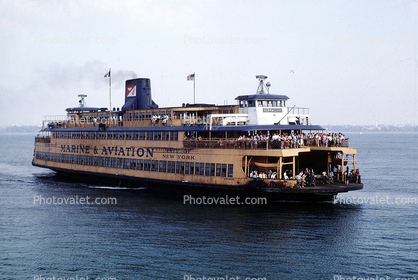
250, 166, 360, 187
237, 132, 347, 149
250, 168, 317, 187
184, 132, 348, 150
151, 115, 170, 125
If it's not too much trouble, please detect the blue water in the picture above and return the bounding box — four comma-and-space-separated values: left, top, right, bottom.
1, 133, 417, 280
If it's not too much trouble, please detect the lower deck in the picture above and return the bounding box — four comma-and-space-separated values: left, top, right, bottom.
33, 162, 363, 202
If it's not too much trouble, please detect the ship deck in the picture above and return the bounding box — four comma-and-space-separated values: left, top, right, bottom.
261, 180, 363, 194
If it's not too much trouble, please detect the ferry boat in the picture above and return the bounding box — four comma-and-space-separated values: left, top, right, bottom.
32, 75, 363, 201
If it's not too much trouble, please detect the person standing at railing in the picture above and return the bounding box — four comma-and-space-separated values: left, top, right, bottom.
254, 135, 258, 149
301, 173, 307, 187
333, 166, 338, 181
298, 137, 304, 148
295, 172, 301, 187
345, 166, 349, 184
355, 169, 360, 183
329, 170, 334, 183
339, 133, 344, 147
293, 134, 297, 148
348, 169, 354, 183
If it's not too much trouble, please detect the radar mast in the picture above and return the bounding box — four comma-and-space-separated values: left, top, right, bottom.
78, 94, 87, 108
255, 75, 270, 94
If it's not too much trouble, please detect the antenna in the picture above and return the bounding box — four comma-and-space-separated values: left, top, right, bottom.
255, 75, 269, 94
78, 94, 87, 108
266, 82, 271, 94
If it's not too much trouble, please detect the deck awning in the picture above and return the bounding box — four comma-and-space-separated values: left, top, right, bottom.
235, 94, 289, 100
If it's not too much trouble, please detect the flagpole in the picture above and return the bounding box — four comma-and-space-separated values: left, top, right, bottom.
193, 72, 196, 104
109, 68, 111, 111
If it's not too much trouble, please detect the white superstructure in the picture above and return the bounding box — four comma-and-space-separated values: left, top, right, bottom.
235, 75, 310, 125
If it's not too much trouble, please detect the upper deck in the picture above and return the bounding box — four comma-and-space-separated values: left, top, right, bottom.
44, 75, 315, 132
44, 103, 240, 130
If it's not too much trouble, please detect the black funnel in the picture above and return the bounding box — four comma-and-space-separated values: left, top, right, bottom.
121, 78, 158, 111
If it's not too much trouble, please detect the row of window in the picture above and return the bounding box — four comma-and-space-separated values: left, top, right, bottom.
79, 113, 109, 120
35, 152, 233, 177
82, 109, 236, 122
53, 131, 179, 141
124, 111, 172, 121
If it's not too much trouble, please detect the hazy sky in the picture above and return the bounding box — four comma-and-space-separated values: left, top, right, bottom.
1, 0, 417, 126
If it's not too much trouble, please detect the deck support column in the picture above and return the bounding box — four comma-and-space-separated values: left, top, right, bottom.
353, 154, 356, 172
245, 155, 248, 176
327, 152, 330, 175
292, 156, 295, 179
278, 157, 282, 179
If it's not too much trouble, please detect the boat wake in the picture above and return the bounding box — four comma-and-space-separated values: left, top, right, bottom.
87, 185, 148, 190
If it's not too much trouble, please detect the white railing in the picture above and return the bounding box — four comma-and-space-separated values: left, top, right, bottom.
43, 115, 72, 122
42, 115, 72, 129
288, 107, 310, 115
209, 114, 249, 130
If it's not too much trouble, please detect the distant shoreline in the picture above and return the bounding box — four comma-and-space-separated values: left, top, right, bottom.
324, 124, 417, 133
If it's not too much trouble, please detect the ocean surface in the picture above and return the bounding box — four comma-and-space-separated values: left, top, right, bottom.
1, 132, 417, 280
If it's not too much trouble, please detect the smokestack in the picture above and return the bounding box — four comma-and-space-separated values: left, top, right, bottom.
121, 78, 158, 111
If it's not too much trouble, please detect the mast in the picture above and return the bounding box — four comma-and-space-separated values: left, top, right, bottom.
187, 72, 196, 103
104, 68, 111, 110
109, 68, 111, 110
256, 75, 268, 94
193, 72, 196, 104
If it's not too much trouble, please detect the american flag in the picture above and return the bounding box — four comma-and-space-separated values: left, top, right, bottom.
187, 73, 194, 81
104, 70, 110, 77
